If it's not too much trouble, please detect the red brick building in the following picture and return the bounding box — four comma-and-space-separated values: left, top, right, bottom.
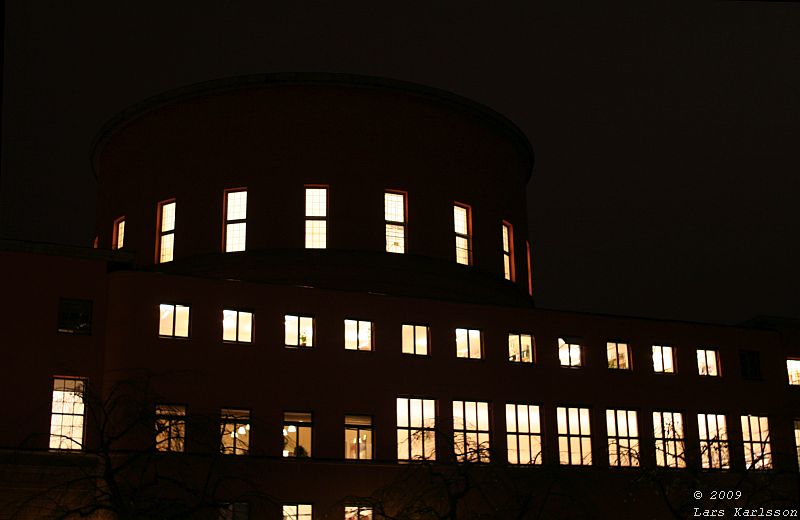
1, 74, 798, 519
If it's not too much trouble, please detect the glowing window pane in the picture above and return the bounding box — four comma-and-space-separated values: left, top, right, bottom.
558, 338, 581, 367
49, 378, 86, 450
557, 406, 591, 465
397, 397, 436, 461
345, 505, 374, 520
159, 233, 174, 263
225, 223, 247, 253
502, 222, 514, 280
161, 202, 176, 232
653, 411, 686, 468
345, 319, 372, 351
607, 342, 630, 369
453, 399, 491, 462
741, 415, 772, 469
283, 412, 312, 458
787, 359, 800, 385
113, 218, 125, 249
226, 190, 247, 221
156, 404, 186, 452
607, 409, 639, 467
386, 224, 405, 254
698, 413, 729, 469
282, 504, 313, 520
305, 220, 327, 249
454, 204, 472, 265
220, 409, 250, 455
305, 188, 327, 217
509, 333, 534, 363
455, 328, 482, 359
454, 206, 468, 234
159, 304, 189, 338
285, 314, 313, 347
223, 310, 253, 343
653, 345, 675, 373
697, 349, 719, 376
345, 415, 373, 460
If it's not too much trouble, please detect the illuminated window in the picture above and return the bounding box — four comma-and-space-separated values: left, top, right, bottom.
223, 310, 253, 343
224, 189, 247, 252
159, 304, 190, 338
455, 328, 482, 359
402, 324, 429, 355
652, 345, 675, 373
558, 338, 582, 367
653, 411, 685, 468
49, 378, 86, 450
505, 403, 542, 465
285, 315, 314, 348
155, 404, 186, 452
345, 505, 373, 520
607, 342, 630, 370
283, 412, 312, 458
453, 400, 490, 462
502, 221, 514, 281
606, 409, 639, 467
305, 187, 327, 249
344, 415, 373, 460
697, 349, 720, 376
453, 204, 472, 265
740, 350, 761, 380
385, 191, 406, 254
220, 409, 250, 455
741, 415, 772, 469
396, 397, 436, 461
112, 217, 125, 249
218, 503, 249, 520
344, 319, 372, 351
698, 413, 729, 469
282, 504, 312, 520
557, 407, 592, 465
794, 420, 800, 469
57, 298, 92, 334
787, 359, 800, 385
157, 200, 176, 263
508, 333, 534, 363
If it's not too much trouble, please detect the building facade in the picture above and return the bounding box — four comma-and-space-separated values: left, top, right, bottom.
1, 74, 798, 519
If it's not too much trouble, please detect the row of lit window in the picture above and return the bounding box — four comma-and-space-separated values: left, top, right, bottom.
110, 188, 532, 285
220, 502, 371, 520
160, 304, 799, 381
49, 378, 790, 472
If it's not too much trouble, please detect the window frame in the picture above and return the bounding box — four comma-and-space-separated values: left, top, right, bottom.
455, 328, 483, 360
220, 408, 251, 456
344, 318, 373, 351
453, 202, 472, 265
344, 414, 374, 460
401, 323, 430, 356
606, 409, 640, 467
452, 400, 491, 463
155, 404, 187, 453
741, 414, 772, 470
501, 221, 515, 281
606, 341, 631, 370
283, 411, 313, 458
697, 348, 720, 377
49, 377, 87, 451
787, 359, 800, 385
222, 309, 254, 344
345, 505, 374, 520
505, 403, 543, 465
384, 190, 407, 254
223, 188, 248, 253
653, 411, 686, 468
396, 397, 437, 461
158, 303, 191, 338
508, 332, 535, 364
558, 337, 582, 368
557, 406, 593, 466
525, 240, 533, 296
304, 185, 328, 249
652, 345, 676, 374
697, 412, 730, 469
112, 216, 125, 250
156, 199, 176, 263
284, 314, 314, 348
282, 504, 313, 520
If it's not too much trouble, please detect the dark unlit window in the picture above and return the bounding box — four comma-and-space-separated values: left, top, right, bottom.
57, 299, 92, 334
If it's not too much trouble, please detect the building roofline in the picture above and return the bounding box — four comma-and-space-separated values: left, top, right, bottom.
89, 72, 535, 181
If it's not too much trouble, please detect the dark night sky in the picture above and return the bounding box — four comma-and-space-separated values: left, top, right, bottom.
1, 1, 798, 325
